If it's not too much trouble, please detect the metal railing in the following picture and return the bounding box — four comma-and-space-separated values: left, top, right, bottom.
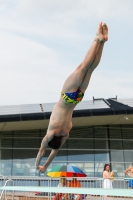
0, 176, 14, 200
0, 176, 132, 199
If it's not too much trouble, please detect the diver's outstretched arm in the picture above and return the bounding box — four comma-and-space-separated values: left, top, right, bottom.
35, 136, 48, 170
36, 135, 69, 172
35, 134, 54, 170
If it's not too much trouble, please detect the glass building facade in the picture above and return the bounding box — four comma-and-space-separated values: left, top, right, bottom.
0, 124, 133, 178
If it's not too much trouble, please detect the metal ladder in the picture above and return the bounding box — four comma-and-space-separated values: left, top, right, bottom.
0, 177, 14, 200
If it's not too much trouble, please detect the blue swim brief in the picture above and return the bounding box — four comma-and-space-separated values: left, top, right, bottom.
128, 180, 133, 188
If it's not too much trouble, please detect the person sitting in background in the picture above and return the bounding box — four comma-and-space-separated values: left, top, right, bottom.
54, 177, 68, 200
125, 163, 133, 189
68, 173, 81, 200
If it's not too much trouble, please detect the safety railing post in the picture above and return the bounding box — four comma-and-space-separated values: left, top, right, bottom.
0, 177, 14, 200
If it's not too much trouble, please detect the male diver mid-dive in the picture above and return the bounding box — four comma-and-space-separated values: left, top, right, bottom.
35, 22, 108, 172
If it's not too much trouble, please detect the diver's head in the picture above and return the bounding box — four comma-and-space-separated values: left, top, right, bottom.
48, 136, 62, 149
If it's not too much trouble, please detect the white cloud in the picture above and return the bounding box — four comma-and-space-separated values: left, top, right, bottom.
13, 0, 133, 20
0, 31, 60, 71
0, 30, 67, 105
84, 70, 133, 100
1, 0, 133, 40
0, 0, 133, 105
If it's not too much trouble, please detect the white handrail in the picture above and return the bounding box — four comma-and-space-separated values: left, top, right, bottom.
0, 177, 14, 200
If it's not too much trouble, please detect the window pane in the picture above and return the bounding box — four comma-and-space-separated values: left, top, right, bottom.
67, 150, 94, 161
13, 149, 38, 159
41, 150, 67, 163
0, 160, 12, 176
50, 150, 67, 161
110, 150, 124, 162
124, 151, 133, 163
13, 138, 40, 148
83, 163, 94, 177
94, 127, 107, 138
121, 124, 133, 130
0, 131, 13, 137
109, 127, 121, 139
12, 160, 36, 176
1, 149, 12, 159
122, 128, 133, 139
110, 141, 123, 149
95, 150, 109, 162
14, 130, 40, 137
123, 141, 133, 150
1, 138, 12, 148
94, 140, 108, 149
68, 139, 93, 149
41, 129, 47, 137
95, 163, 105, 177
112, 163, 125, 177
70, 127, 93, 138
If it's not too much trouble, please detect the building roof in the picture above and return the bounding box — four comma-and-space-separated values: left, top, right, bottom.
0, 97, 133, 131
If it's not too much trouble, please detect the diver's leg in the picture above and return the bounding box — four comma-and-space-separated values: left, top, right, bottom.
62, 22, 107, 93
78, 23, 108, 93
79, 41, 105, 93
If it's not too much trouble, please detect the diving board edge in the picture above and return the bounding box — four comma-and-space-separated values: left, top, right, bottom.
0, 186, 133, 197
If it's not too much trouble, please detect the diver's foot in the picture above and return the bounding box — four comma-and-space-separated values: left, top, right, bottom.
102, 23, 108, 42
95, 22, 105, 42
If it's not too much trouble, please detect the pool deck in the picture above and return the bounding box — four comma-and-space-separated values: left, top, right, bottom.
5, 194, 132, 200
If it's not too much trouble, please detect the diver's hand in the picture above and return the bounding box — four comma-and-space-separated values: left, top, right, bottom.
38, 165, 47, 172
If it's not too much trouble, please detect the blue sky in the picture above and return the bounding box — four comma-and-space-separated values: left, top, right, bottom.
0, 0, 133, 105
